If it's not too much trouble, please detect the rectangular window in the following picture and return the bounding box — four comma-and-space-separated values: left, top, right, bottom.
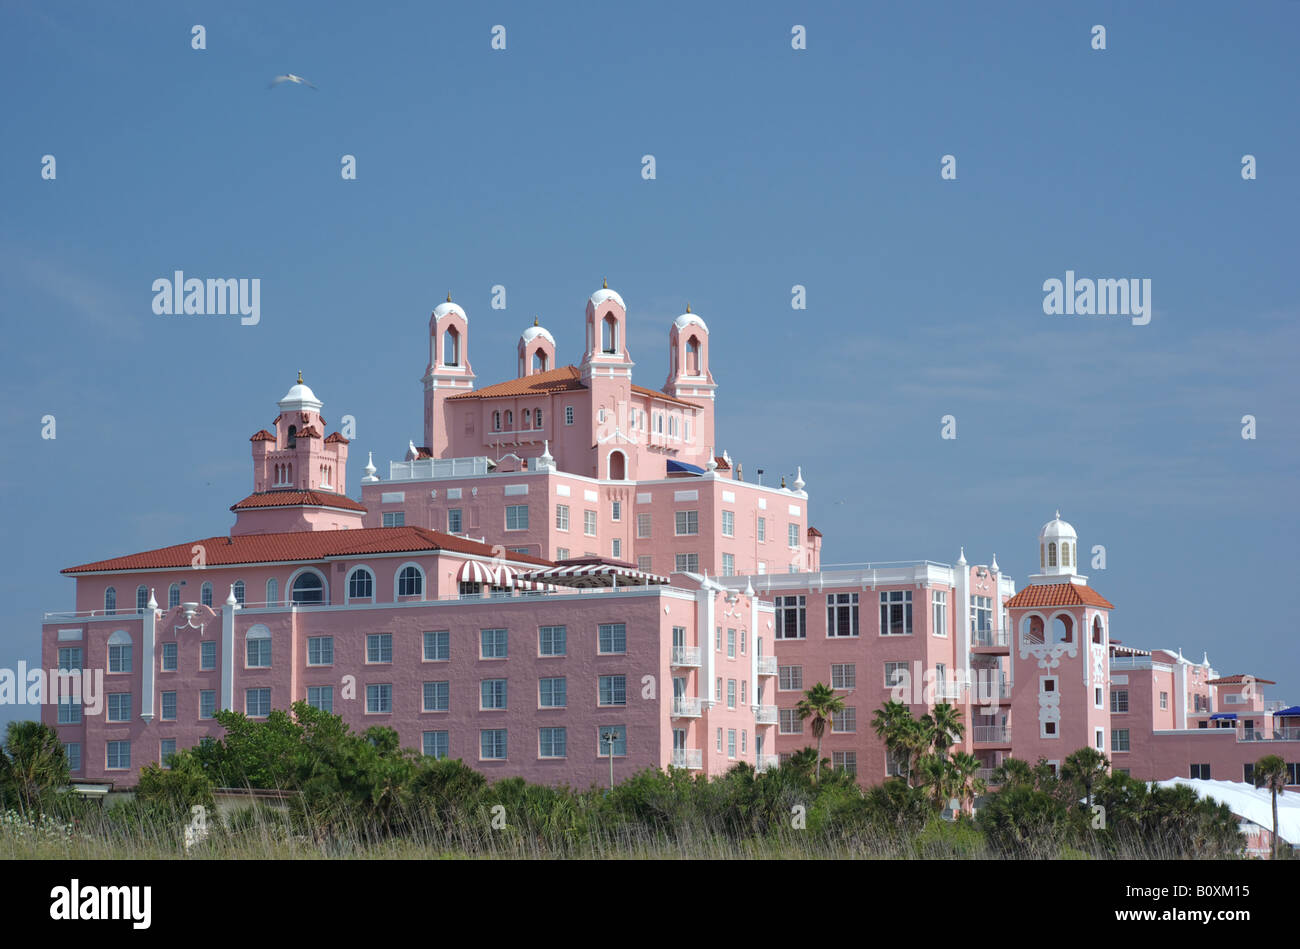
831, 707, 857, 733
1190, 763, 1211, 780
307, 685, 333, 712
106, 741, 130, 770
382, 511, 405, 527
539, 677, 567, 708
584, 510, 597, 536
970, 595, 993, 636
1160, 691, 1169, 710
64, 742, 81, 772
775, 595, 806, 639
539, 625, 566, 656
716, 727, 723, 751
160, 643, 177, 672
611, 500, 621, 522
246, 636, 271, 668
778, 665, 803, 691
721, 511, 735, 537
597, 726, 627, 757
366, 633, 393, 664
931, 590, 948, 636
246, 687, 271, 717
556, 547, 570, 560
366, 683, 392, 714
1111, 728, 1131, 752
727, 628, 736, 658
555, 504, 570, 531
200, 641, 216, 671
58, 646, 83, 671
423, 731, 449, 759
727, 679, 736, 708
200, 690, 216, 719
481, 679, 508, 710
880, 590, 913, 635
565, 406, 574, 425
423, 630, 450, 661
598, 623, 626, 654
637, 513, 652, 538
108, 643, 132, 673
831, 663, 856, 690
57, 696, 82, 725
481, 729, 508, 760
1111, 689, 1129, 713
412, 681, 445, 713
788, 523, 799, 547
715, 627, 722, 650
779, 709, 803, 734
715, 676, 722, 701
539, 727, 567, 758
161, 691, 177, 721
481, 628, 508, 659
727, 729, 737, 758
675, 510, 699, 535
505, 504, 529, 531
756, 517, 767, 543
741, 680, 747, 704
741, 730, 747, 754
637, 556, 652, 572
307, 636, 334, 666
448, 508, 463, 533
612, 538, 622, 559
108, 692, 131, 722
832, 751, 858, 776
884, 661, 910, 688
674, 553, 699, 573
722, 553, 735, 576
599, 675, 627, 706
827, 593, 859, 637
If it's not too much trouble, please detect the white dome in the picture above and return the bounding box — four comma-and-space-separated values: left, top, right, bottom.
1039, 510, 1077, 541
589, 287, 625, 310
521, 324, 555, 346
278, 379, 322, 412
673, 312, 709, 334
433, 301, 467, 322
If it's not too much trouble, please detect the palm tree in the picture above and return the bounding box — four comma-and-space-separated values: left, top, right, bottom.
1253, 754, 1288, 860
0, 721, 69, 813
921, 703, 965, 755
916, 754, 958, 812
950, 751, 986, 813
872, 700, 917, 786
1062, 747, 1110, 811
796, 683, 846, 783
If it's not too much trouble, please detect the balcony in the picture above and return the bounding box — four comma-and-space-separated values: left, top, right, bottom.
754, 705, 778, 725
975, 768, 1000, 784
971, 628, 1009, 649
973, 725, 1012, 744
934, 681, 966, 701
757, 656, 778, 676
671, 697, 701, 718
671, 646, 702, 668
756, 754, 779, 773
671, 748, 703, 770
1241, 727, 1300, 742
971, 675, 1013, 701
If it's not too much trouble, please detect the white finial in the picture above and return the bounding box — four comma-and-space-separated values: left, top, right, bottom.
226, 585, 238, 606
990, 553, 999, 572
407, 439, 419, 460
744, 578, 755, 598
146, 588, 158, 610
957, 546, 967, 565
1177, 647, 1184, 661
362, 451, 378, 483
1055, 509, 1061, 520
706, 448, 718, 471
793, 466, 805, 492
722, 448, 731, 464
1202, 652, 1209, 666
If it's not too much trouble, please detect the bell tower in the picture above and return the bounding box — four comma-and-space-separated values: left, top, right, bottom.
423, 293, 476, 454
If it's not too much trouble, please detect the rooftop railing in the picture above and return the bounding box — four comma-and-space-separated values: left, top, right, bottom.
387, 457, 491, 481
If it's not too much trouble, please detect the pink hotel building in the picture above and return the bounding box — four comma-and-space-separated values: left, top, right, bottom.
40, 285, 1300, 791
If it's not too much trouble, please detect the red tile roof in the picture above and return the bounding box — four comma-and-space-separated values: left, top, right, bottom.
63, 526, 553, 574
324, 432, 349, 445
448, 365, 701, 408
249, 430, 275, 442
1206, 674, 1276, 686
713, 455, 730, 470
296, 425, 321, 438
807, 526, 823, 538
230, 490, 367, 512
1005, 582, 1114, 609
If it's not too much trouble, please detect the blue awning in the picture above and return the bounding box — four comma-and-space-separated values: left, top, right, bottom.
1209, 712, 1237, 720
666, 459, 705, 475
1273, 705, 1300, 717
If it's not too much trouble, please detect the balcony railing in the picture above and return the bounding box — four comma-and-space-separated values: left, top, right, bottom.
971, 676, 1012, 700
971, 628, 1009, 647
671, 697, 701, 718
973, 725, 1012, 744
757, 656, 778, 676
975, 768, 1000, 784
388, 456, 490, 481
671, 646, 702, 667
754, 705, 778, 725
756, 754, 779, 773
1242, 727, 1300, 742
934, 681, 965, 700
671, 748, 703, 770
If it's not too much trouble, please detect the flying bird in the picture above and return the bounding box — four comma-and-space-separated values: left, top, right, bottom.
269, 73, 317, 90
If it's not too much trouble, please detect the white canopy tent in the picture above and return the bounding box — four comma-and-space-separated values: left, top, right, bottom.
1156, 777, 1300, 845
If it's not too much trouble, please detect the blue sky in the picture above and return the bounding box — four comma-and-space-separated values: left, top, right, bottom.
1, 1, 1296, 724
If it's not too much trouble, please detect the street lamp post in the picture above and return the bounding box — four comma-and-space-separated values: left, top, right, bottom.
601, 728, 618, 789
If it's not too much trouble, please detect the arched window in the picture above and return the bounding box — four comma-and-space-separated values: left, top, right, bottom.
288, 425, 297, 449
168, 583, 181, 609
245, 625, 272, 668
493, 411, 501, 431
443, 327, 460, 366
136, 586, 148, 613
201, 582, 213, 607
233, 580, 246, 606
1053, 614, 1073, 644
291, 571, 324, 604
266, 578, 278, 607
1040, 543, 1045, 568
1022, 615, 1045, 645
522, 409, 530, 429
534, 408, 542, 428
108, 630, 133, 673
533, 350, 548, 373
609, 451, 626, 481
505, 410, 513, 429
348, 567, 375, 600
1047, 542, 1057, 567
104, 587, 116, 616
602, 315, 618, 354
1092, 616, 1104, 644
686, 336, 701, 374
397, 565, 424, 598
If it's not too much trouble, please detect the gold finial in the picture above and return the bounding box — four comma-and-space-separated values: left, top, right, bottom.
297, 370, 303, 384
446, 290, 452, 303
534, 317, 539, 326
686, 302, 691, 313
602, 277, 608, 289
780, 475, 787, 488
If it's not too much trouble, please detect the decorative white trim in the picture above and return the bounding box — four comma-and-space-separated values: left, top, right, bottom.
344, 564, 376, 604
674, 490, 699, 502
57, 628, 82, 641
392, 561, 427, 601
556, 485, 571, 497
380, 492, 406, 503
504, 484, 529, 496
583, 489, 598, 502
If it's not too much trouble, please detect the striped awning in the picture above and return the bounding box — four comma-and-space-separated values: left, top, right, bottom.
521, 563, 670, 588
457, 559, 497, 585
494, 564, 517, 586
